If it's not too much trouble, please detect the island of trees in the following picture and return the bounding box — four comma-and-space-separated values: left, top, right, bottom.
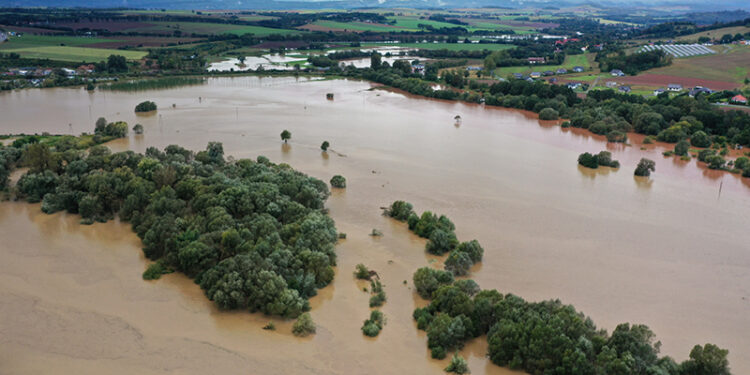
3, 123, 339, 323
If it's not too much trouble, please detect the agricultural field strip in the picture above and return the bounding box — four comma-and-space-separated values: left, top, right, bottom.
639, 44, 716, 58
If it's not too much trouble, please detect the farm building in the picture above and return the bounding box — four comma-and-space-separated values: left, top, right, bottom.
543, 70, 554, 76
530, 72, 541, 78
566, 82, 581, 89
556, 68, 568, 74
619, 86, 632, 93
610, 69, 625, 76
654, 88, 666, 96
639, 44, 716, 58
572, 66, 585, 72
606, 81, 618, 88
667, 84, 683, 92
731, 95, 748, 104
528, 57, 545, 64
466, 66, 483, 71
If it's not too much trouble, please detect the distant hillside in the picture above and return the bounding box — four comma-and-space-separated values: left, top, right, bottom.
1, 0, 749, 11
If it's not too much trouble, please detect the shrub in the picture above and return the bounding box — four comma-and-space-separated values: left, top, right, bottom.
354, 264, 370, 279
445, 250, 473, 276
133, 123, 144, 135
538, 107, 559, 120
320, 141, 330, 151
134, 101, 157, 113
369, 291, 387, 307
445, 353, 470, 375
362, 310, 385, 337
606, 130, 627, 143
413, 267, 455, 299
330, 175, 346, 188
643, 136, 654, 144
578, 152, 599, 169
690, 131, 711, 148
697, 149, 716, 162
426, 229, 458, 255
263, 322, 276, 330
706, 155, 726, 170
292, 313, 316, 336
674, 140, 690, 156
595, 151, 620, 168
143, 261, 170, 280
385, 200, 414, 221
634, 158, 656, 177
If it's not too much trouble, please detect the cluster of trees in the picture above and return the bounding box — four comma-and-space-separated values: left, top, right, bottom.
94, 117, 128, 138
362, 310, 385, 337
134, 101, 157, 113
483, 43, 562, 71
412, 278, 732, 374
385, 200, 483, 277
598, 50, 672, 76
578, 151, 620, 169
635, 158, 656, 177
10, 135, 339, 320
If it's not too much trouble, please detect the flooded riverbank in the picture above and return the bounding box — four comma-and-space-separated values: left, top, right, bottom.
1, 76, 748, 374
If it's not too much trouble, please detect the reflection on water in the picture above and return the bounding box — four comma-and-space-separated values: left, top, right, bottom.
1, 76, 749, 374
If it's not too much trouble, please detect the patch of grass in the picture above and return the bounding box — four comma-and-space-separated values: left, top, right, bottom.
310, 20, 401, 32
134, 21, 300, 36
495, 53, 593, 77
2, 45, 147, 62
0, 34, 121, 50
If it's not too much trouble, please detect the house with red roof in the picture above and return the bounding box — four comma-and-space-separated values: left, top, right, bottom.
731, 95, 747, 105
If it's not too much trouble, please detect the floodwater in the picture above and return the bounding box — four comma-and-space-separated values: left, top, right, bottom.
1, 76, 749, 374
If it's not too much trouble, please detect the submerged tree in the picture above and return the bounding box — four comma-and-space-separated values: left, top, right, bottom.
634, 158, 656, 177
281, 129, 291, 143
292, 312, 316, 337
445, 353, 470, 374
321, 141, 330, 151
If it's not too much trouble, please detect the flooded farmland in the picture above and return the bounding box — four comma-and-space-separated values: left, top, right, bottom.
0, 76, 748, 375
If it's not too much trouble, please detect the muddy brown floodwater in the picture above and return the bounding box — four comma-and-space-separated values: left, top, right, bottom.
0, 76, 749, 375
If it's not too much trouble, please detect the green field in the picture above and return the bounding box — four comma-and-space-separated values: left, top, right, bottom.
494, 53, 593, 77
135, 22, 300, 36
364, 42, 515, 51
0, 34, 121, 50
309, 20, 402, 32
1, 46, 147, 62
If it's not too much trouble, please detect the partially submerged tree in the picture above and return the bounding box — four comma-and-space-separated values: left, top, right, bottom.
634, 158, 656, 177
281, 129, 291, 143
321, 141, 330, 151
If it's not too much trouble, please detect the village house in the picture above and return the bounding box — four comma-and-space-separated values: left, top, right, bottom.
653, 88, 666, 96
411, 64, 425, 75
731, 94, 748, 104
667, 84, 683, 92
543, 70, 554, 76
610, 69, 625, 76
566, 82, 581, 90
619, 86, 632, 93
606, 81, 618, 88
530, 71, 541, 78
527, 57, 545, 64
572, 66, 585, 73
556, 68, 568, 74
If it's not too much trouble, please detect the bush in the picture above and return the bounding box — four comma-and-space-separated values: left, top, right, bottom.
643, 136, 654, 144
538, 107, 559, 120
292, 313, 316, 337
385, 200, 414, 221
263, 322, 276, 330
320, 141, 330, 151
330, 175, 346, 188
634, 158, 656, 177
133, 123, 144, 135
690, 131, 711, 148
369, 291, 387, 307
445, 353, 470, 374
143, 261, 170, 280
674, 140, 690, 156
706, 155, 726, 170
606, 130, 627, 143
134, 101, 157, 113
426, 229, 458, 255
362, 310, 385, 337
413, 267, 455, 299
354, 264, 370, 279
578, 152, 599, 169
697, 149, 716, 162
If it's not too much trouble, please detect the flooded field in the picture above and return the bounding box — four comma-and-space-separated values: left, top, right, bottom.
0, 76, 749, 374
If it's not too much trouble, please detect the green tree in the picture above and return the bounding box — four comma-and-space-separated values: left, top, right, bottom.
413, 267, 455, 299
321, 141, 330, 151
445, 353, 470, 374
330, 175, 346, 188
106, 54, 128, 73
426, 229, 458, 255
292, 312, 316, 337
135, 101, 157, 113
634, 158, 656, 177
674, 140, 690, 156
281, 129, 291, 143
679, 343, 730, 375
690, 131, 711, 148
539, 107, 559, 120
370, 53, 382, 69
133, 124, 144, 134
